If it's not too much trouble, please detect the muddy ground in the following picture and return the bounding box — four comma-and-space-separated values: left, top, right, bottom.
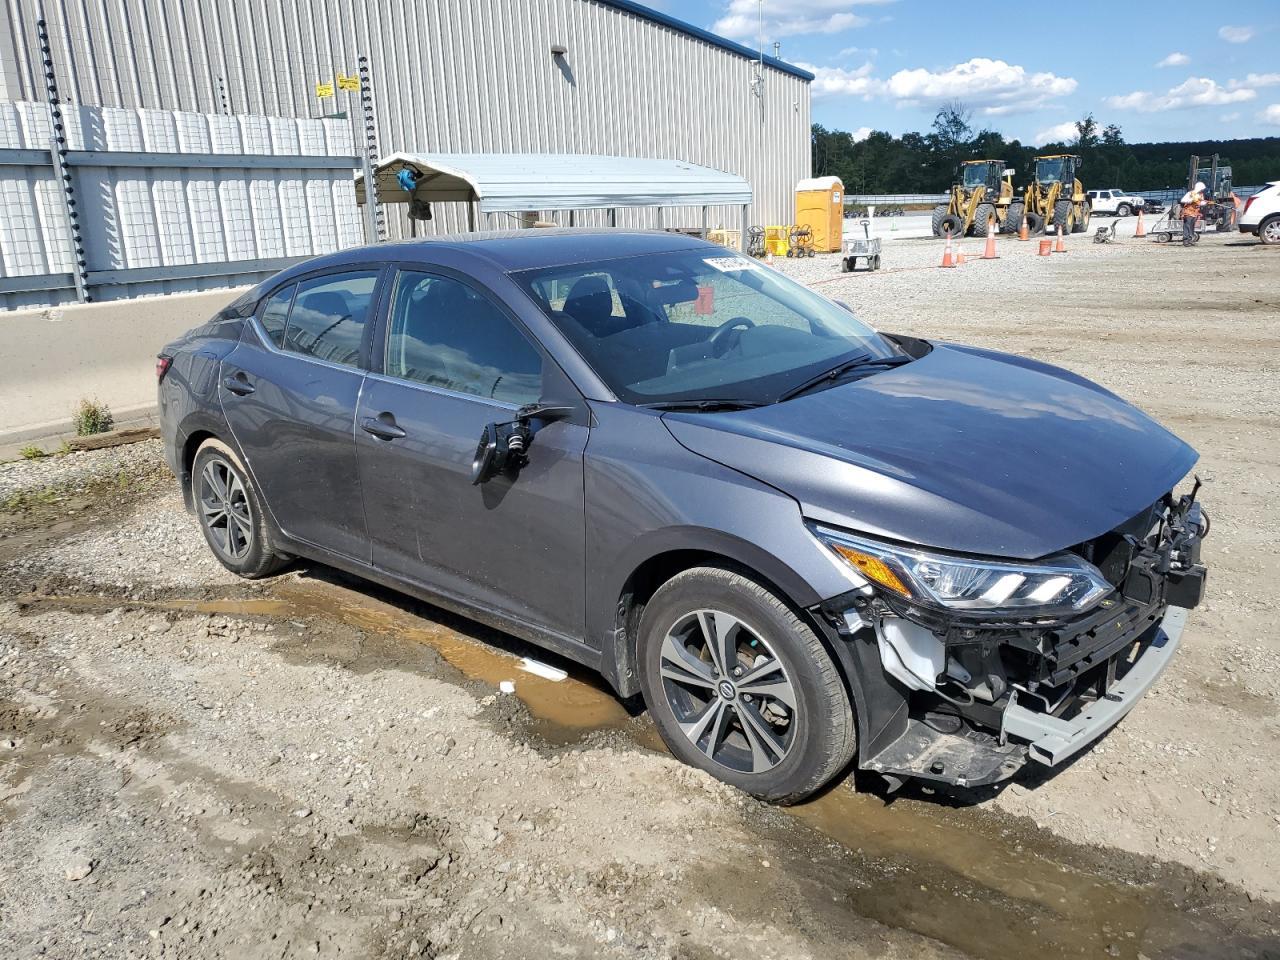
1, 228, 1278, 959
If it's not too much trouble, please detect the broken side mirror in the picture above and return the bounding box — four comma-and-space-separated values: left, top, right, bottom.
470, 402, 574, 485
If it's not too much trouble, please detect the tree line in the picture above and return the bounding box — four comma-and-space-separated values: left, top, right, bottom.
813, 102, 1280, 194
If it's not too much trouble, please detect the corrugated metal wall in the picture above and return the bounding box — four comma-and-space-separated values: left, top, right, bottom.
0, 0, 811, 234
0, 100, 359, 310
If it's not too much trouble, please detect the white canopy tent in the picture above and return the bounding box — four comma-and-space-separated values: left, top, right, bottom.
354, 152, 753, 248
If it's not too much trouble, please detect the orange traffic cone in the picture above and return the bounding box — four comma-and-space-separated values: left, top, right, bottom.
982, 216, 998, 259
957, 251, 966, 265
1054, 223, 1066, 253
1018, 211, 1029, 241
940, 230, 956, 268
1135, 207, 1146, 238
1038, 238, 1052, 256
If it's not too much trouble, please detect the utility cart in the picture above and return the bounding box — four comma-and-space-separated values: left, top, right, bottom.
1149, 212, 1201, 244
841, 219, 882, 271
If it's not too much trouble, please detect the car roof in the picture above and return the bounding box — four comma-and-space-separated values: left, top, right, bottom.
278, 229, 719, 277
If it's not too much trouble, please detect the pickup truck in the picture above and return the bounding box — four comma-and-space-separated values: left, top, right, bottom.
1086, 189, 1146, 216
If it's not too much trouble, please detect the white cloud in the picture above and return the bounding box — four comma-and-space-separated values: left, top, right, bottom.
850, 126, 873, 142
883, 58, 1076, 115
1218, 24, 1255, 43
1229, 72, 1280, 90
1104, 77, 1257, 112
713, 0, 891, 40
1262, 104, 1280, 125
1157, 52, 1189, 67
1034, 121, 1079, 145
798, 62, 880, 99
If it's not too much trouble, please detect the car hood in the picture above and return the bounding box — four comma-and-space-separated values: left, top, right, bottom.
662, 343, 1198, 560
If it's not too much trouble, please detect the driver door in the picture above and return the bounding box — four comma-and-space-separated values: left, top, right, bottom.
354, 267, 589, 642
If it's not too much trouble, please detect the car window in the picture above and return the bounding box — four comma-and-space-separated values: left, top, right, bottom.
282, 270, 379, 367
514, 250, 897, 406
259, 283, 295, 347
385, 271, 542, 406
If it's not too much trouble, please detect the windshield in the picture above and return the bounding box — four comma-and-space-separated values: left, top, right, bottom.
1036, 158, 1068, 184
962, 164, 993, 188
513, 249, 899, 406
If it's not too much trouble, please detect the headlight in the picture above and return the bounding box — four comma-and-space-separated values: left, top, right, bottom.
814, 525, 1112, 616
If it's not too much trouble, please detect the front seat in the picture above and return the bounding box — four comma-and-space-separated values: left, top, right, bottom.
561, 276, 619, 337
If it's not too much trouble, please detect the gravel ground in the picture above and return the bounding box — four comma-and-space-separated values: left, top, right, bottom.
2, 229, 1279, 960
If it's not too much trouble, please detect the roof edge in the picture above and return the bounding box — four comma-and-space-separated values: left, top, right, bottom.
595, 0, 815, 82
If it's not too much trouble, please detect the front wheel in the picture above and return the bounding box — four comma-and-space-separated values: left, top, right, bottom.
192, 438, 288, 578
1117, 203, 1132, 217
638, 567, 856, 804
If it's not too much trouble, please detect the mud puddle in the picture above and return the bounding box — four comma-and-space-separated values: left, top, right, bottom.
16, 575, 1280, 959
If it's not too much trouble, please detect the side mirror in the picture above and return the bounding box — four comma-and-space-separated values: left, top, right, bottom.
471, 402, 574, 485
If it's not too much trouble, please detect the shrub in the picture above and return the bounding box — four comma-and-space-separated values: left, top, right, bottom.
20, 445, 47, 459
73, 397, 114, 436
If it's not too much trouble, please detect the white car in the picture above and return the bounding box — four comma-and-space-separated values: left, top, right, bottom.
1239, 181, 1280, 245
1086, 189, 1146, 217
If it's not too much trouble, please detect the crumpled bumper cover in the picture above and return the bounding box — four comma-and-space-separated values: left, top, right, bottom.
1001, 606, 1187, 766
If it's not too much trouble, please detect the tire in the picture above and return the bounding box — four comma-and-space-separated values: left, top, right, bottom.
873, 254, 881, 270
1003, 201, 1025, 234
1117, 203, 1132, 217
972, 203, 995, 238
1053, 199, 1072, 235
637, 566, 856, 805
939, 214, 965, 239
1073, 202, 1091, 234
1260, 215, 1280, 245
192, 438, 287, 579
1025, 211, 1045, 236
840, 257, 850, 273
931, 204, 948, 238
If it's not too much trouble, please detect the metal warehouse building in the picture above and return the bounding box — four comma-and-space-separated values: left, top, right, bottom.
1, 0, 814, 234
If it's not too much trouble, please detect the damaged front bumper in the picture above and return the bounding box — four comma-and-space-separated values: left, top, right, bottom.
1002, 606, 1185, 766
819, 492, 1208, 789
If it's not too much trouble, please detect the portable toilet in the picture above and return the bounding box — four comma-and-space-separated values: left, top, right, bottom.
794, 176, 844, 253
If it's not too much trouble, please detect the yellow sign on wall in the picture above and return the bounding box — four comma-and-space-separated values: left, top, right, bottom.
315, 81, 334, 98
337, 74, 360, 92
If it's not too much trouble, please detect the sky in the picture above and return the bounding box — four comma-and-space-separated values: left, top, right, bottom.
646, 0, 1280, 145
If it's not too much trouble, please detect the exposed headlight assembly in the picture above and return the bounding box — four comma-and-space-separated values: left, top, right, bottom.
814, 525, 1112, 617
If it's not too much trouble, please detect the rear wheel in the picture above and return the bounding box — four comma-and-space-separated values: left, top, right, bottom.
192, 439, 287, 579
638, 566, 856, 804
1260, 215, 1280, 245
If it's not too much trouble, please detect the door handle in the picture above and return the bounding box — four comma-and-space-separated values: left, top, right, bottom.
361, 414, 406, 441
222, 373, 255, 396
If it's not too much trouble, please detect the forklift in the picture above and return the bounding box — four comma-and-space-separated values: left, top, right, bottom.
1183, 154, 1238, 232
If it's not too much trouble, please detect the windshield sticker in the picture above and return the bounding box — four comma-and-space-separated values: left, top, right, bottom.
703, 256, 762, 273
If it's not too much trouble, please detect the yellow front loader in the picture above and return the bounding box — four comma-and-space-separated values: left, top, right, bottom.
1020, 154, 1090, 236
931, 160, 1016, 237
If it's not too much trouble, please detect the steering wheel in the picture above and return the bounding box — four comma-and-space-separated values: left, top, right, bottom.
708, 316, 755, 357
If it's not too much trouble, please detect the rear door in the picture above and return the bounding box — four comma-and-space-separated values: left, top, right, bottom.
354, 266, 589, 641
220, 267, 383, 561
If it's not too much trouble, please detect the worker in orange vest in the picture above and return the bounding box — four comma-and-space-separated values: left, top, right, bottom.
1179, 181, 1207, 246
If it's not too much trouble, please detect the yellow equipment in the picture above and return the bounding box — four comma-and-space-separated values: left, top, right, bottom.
794, 176, 844, 252
1020, 154, 1091, 236
931, 160, 1016, 237
763, 225, 791, 257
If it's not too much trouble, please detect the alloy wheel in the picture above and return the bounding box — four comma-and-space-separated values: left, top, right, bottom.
658, 609, 797, 774
1263, 219, 1280, 244
199, 457, 253, 561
